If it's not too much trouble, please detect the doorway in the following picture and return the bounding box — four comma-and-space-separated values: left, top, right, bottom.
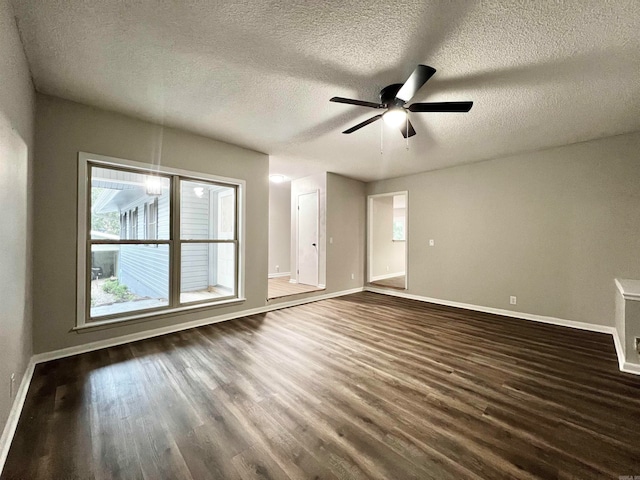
367, 192, 408, 290
267, 173, 325, 300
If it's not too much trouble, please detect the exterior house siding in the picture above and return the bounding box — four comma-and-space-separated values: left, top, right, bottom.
181, 184, 211, 292
119, 191, 171, 299
94, 170, 236, 300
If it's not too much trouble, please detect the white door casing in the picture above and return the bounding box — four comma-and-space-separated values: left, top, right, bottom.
367, 191, 408, 288
297, 191, 319, 286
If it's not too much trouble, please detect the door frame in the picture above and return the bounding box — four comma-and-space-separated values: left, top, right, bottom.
296, 189, 320, 286
367, 191, 409, 288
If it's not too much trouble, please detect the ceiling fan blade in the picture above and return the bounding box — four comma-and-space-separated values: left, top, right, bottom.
408, 101, 473, 112
330, 97, 384, 109
342, 114, 383, 134
395, 65, 437, 103
400, 119, 416, 138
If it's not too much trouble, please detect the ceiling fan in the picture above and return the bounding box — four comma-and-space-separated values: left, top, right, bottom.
330, 65, 473, 138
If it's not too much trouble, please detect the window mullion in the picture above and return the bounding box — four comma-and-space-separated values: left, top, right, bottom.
84, 163, 93, 326
170, 175, 181, 308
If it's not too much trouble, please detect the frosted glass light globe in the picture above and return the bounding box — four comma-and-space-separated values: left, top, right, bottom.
383, 108, 407, 127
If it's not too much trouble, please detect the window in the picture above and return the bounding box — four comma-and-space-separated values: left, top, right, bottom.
392, 216, 405, 241
129, 207, 138, 240
392, 194, 406, 241
78, 152, 244, 327
120, 212, 128, 239
146, 198, 158, 240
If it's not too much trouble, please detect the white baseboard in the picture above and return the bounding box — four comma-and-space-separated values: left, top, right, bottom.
612, 329, 640, 375
267, 287, 361, 306
612, 328, 626, 370
621, 361, 640, 375
32, 287, 364, 365
365, 286, 614, 334
0, 359, 35, 475
365, 286, 639, 376
268, 272, 290, 279
371, 272, 405, 282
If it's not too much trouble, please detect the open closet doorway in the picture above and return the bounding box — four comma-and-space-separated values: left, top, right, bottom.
267, 172, 326, 300
367, 192, 408, 290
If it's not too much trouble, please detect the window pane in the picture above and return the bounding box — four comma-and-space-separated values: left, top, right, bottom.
180, 242, 236, 303
180, 180, 235, 240
90, 244, 169, 318
91, 165, 170, 240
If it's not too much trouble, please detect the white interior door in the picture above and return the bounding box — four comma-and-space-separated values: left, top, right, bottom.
297, 191, 319, 286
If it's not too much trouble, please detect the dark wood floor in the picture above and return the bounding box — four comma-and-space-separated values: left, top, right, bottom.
4, 292, 640, 479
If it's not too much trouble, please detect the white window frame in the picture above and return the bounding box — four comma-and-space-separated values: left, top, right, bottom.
145, 197, 158, 243
76, 152, 246, 330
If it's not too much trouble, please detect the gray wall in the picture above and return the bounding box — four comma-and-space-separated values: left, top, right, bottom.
326, 173, 367, 291
370, 195, 405, 279
33, 94, 269, 353
0, 0, 34, 435
267, 172, 366, 306
367, 132, 640, 327
268, 181, 291, 276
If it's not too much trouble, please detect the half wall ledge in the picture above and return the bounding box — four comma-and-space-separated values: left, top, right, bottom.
615, 278, 640, 372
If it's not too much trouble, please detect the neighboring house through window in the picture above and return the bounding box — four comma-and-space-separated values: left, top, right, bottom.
146, 198, 158, 240
78, 152, 244, 327
120, 212, 128, 239
129, 207, 138, 240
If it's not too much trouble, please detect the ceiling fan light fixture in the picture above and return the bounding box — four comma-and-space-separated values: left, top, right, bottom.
382, 108, 407, 127
330, 65, 473, 138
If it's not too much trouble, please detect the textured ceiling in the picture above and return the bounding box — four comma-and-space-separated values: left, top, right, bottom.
12, 0, 640, 181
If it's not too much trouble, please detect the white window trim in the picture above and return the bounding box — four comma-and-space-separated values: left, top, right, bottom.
76, 151, 246, 330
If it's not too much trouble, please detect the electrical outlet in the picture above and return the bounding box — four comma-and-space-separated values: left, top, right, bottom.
510, 296, 517, 305
275, 265, 279, 273
386, 266, 390, 272
351, 273, 355, 280
10, 373, 15, 398
429, 239, 435, 246
635, 337, 640, 354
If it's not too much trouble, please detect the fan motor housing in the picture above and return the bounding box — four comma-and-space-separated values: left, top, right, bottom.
380, 83, 405, 107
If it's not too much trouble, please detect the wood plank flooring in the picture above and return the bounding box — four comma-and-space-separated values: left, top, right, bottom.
369, 275, 406, 290
3, 292, 640, 479
267, 276, 324, 299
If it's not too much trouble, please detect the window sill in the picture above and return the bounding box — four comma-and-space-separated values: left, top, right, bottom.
73, 297, 246, 332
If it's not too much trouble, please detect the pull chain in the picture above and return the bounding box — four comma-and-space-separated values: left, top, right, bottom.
380, 119, 384, 155
405, 117, 409, 151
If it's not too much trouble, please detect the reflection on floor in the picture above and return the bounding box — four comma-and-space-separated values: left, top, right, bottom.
369, 275, 406, 290
268, 275, 324, 299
